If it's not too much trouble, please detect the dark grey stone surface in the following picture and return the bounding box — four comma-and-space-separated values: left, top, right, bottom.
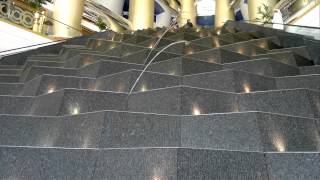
256, 113, 320, 152
0, 112, 105, 148
105, 43, 146, 57
181, 112, 263, 151
57, 89, 128, 115
128, 86, 236, 115
276, 74, 320, 91
0, 75, 19, 83
266, 153, 320, 180
149, 57, 223, 75
21, 66, 77, 82
100, 111, 180, 148
238, 89, 318, 118
0, 96, 33, 115
300, 65, 320, 75
251, 51, 297, 66
224, 58, 300, 77
220, 41, 268, 56
30, 90, 65, 116
93, 148, 177, 179
23, 74, 93, 96
77, 60, 143, 78
92, 69, 181, 92
0, 83, 23, 95
177, 149, 267, 180
0, 147, 97, 180
183, 69, 276, 92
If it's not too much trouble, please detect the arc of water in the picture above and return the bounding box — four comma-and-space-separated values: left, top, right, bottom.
144, 18, 178, 65
128, 40, 189, 94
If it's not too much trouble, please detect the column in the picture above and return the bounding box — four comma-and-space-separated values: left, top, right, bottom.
93, 0, 125, 15
179, 0, 196, 26
248, 0, 277, 22
168, 0, 180, 11
53, 0, 84, 38
129, 0, 155, 30
215, 0, 234, 28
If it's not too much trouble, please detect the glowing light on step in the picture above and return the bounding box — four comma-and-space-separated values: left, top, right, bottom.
237, 48, 244, 54
213, 38, 220, 47
117, 83, 125, 92
207, 57, 216, 63
140, 84, 147, 92
71, 106, 80, 115
153, 176, 161, 180
185, 47, 194, 55
259, 43, 266, 48
148, 43, 154, 49
47, 85, 56, 93
83, 56, 93, 66
243, 83, 251, 93
192, 105, 201, 115
272, 132, 286, 152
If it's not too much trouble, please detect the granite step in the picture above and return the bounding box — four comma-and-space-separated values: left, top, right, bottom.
121, 49, 181, 64
224, 58, 300, 77
0, 111, 318, 152
300, 65, 320, 75
128, 86, 320, 118
0, 69, 22, 75
77, 60, 144, 78
148, 57, 223, 75
0, 83, 23, 95
186, 48, 251, 64
1, 146, 318, 180
0, 75, 20, 83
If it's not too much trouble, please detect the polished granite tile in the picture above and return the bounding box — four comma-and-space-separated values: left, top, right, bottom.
266, 153, 320, 180
93, 148, 177, 179
177, 149, 267, 180
100, 111, 180, 148
0, 96, 34, 115
181, 112, 263, 151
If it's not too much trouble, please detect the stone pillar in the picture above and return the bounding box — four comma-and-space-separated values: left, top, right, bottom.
53, 0, 84, 38
168, 0, 180, 11
93, 0, 125, 15
179, 0, 196, 27
215, 0, 234, 28
248, 0, 277, 21
129, 0, 155, 30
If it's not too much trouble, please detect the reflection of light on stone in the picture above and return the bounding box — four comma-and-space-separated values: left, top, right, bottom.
273, 133, 286, 152
243, 83, 251, 93
213, 38, 220, 47
148, 43, 154, 49
207, 57, 216, 63
186, 49, 194, 55
117, 83, 125, 92
259, 43, 266, 48
83, 56, 93, 66
82, 135, 90, 148
140, 84, 147, 92
71, 106, 80, 115
169, 71, 176, 75
153, 176, 161, 180
47, 84, 56, 93
88, 83, 97, 91
192, 105, 201, 115
237, 48, 244, 54
233, 103, 240, 112
96, 40, 103, 47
